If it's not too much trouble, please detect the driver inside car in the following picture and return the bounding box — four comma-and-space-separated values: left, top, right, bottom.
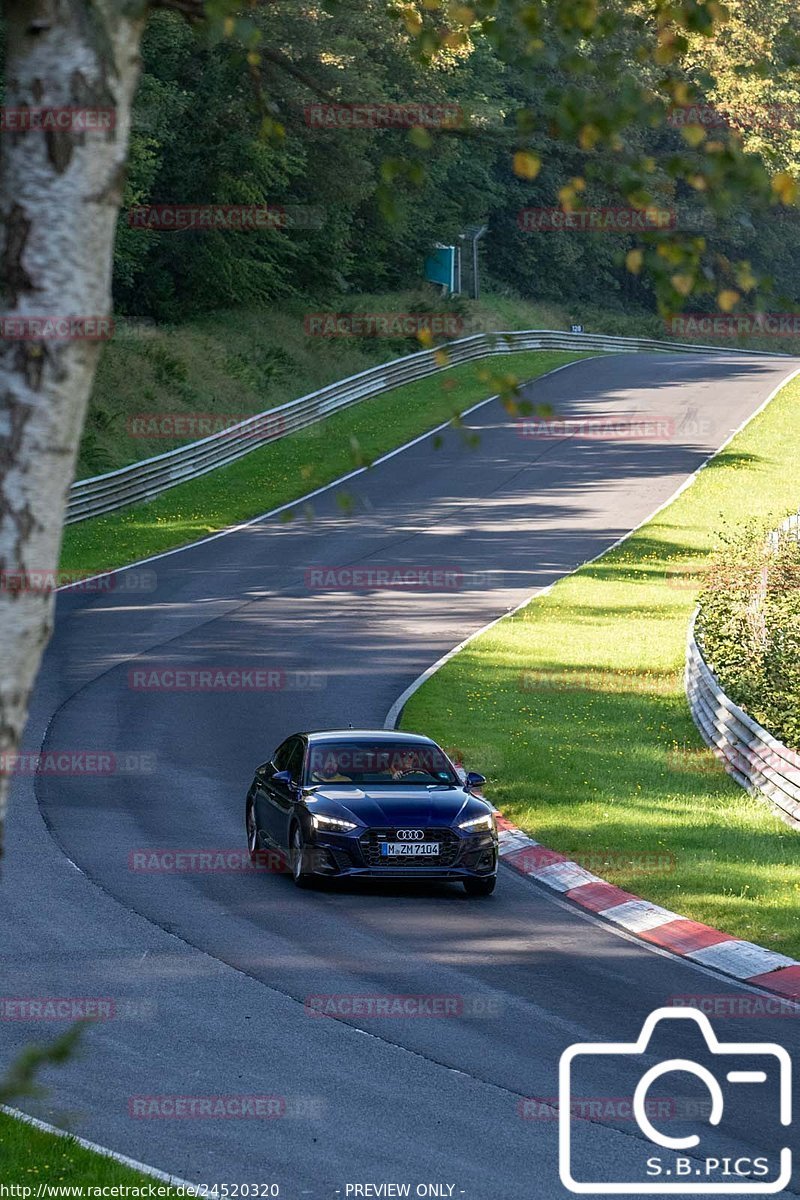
311, 765, 353, 783
391, 750, 421, 779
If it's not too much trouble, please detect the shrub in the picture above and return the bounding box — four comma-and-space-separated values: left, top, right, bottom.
698, 514, 800, 748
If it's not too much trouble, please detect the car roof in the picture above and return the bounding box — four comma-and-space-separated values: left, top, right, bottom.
301, 729, 437, 744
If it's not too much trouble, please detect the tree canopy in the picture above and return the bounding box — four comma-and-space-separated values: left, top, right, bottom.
114, 0, 800, 323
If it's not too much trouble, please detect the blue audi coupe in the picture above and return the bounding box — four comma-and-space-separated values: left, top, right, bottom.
245, 729, 497, 895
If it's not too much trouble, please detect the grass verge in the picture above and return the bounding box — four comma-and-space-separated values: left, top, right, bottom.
0, 1110, 179, 1189
61, 349, 588, 577
401, 371, 800, 959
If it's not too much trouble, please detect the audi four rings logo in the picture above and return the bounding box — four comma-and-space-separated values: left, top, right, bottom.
397, 829, 425, 840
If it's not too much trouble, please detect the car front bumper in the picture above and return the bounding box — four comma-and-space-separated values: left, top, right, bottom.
306, 826, 498, 879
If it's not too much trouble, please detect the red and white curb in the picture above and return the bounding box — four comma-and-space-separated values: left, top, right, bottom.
495, 815, 800, 1001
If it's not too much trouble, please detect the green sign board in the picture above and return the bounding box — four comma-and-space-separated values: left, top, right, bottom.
424, 245, 457, 292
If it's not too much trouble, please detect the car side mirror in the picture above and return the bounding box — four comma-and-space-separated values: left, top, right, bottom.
465, 771, 486, 790
272, 769, 293, 786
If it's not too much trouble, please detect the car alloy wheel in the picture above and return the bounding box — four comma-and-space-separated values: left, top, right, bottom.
290, 823, 312, 888
246, 800, 259, 862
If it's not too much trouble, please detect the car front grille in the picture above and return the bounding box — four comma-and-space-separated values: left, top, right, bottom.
359, 827, 460, 868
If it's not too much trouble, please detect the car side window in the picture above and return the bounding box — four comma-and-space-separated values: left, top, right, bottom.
285, 739, 304, 784
272, 740, 293, 773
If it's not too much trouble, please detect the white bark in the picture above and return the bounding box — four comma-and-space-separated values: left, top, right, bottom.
0, 0, 146, 860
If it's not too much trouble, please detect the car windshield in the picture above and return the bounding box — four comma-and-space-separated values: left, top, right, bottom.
305, 740, 458, 786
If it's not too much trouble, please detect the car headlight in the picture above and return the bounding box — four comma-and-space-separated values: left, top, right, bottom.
458, 813, 495, 832
311, 813, 357, 832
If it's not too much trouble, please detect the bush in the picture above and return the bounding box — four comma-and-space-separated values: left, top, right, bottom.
698, 514, 800, 748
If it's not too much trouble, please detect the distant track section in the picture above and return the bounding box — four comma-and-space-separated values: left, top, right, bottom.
66, 329, 784, 523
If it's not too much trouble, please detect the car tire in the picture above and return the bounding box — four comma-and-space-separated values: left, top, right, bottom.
463, 875, 496, 897
290, 822, 314, 889
246, 797, 259, 864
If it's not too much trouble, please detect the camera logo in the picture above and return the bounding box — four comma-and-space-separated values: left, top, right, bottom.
559, 1007, 792, 1194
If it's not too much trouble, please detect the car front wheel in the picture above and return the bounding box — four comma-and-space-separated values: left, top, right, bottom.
246, 798, 259, 863
290, 822, 314, 889
463, 875, 496, 897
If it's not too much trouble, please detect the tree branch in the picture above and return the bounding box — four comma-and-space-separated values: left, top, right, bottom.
259, 46, 334, 102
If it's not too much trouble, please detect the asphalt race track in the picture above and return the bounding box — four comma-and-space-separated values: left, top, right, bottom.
2, 352, 799, 1198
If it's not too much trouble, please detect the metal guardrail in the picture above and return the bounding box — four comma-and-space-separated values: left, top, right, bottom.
686, 612, 800, 829
67, 327, 789, 525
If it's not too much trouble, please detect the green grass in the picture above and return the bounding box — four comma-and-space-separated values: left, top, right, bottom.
0, 1110, 179, 1189
402, 372, 800, 959
61, 349, 588, 577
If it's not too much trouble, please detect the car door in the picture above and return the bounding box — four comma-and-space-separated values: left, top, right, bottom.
254, 740, 290, 846
250, 757, 275, 847
261, 736, 304, 849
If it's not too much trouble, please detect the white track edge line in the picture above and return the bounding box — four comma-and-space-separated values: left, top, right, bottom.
1, 1104, 197, 1188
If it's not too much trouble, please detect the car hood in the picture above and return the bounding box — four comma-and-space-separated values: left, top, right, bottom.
307, 785, 482, 827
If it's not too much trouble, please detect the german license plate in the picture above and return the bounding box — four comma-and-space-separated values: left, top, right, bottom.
380, 842, 439, 856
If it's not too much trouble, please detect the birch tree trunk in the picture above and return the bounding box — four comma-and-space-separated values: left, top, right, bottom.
0, 0, 146, 861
